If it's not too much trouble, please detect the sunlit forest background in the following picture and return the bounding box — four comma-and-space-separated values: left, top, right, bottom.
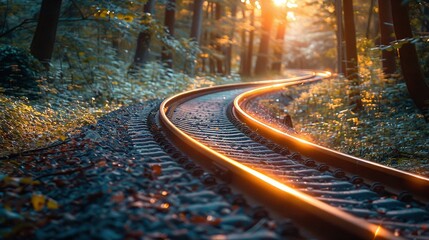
1, 0, 428, 167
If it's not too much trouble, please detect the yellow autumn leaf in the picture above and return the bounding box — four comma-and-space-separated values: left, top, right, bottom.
123, 15, 134, 22
112, 81, 119, 85
47, 198, 59, 210
59, 135, 67, 141
32, 194, 45, 211
20, 177, 34, 185
116, 13, 124, 20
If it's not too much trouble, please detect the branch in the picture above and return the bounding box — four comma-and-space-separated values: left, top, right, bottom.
71, 0, 86, 19
0, 19, 35, 38
0, 139, 70, 160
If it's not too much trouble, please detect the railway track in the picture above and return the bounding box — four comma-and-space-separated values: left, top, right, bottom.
158, 72, 429, 239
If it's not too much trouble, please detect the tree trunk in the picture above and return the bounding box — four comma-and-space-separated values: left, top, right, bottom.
365, 0, 375, 39
187, 0, 204, 75
214, 3, 224, 74
254, 1, 274, 76
271, 20, 286, 74
244, 8, 255, 77
239, 8, 247, 75
241, 9, 255, 77
225, 3, 237, 75
133, 0, 156, 67
391, 0, 429, 114
335, 0, 344, 74
190, 0, 204, 43
162, 0, 176, 68
378, 0, 396, 75
342, 0, 358, 80
30, 0, 62, 69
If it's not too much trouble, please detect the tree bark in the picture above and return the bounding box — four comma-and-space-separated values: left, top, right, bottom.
254, 1, 274, 76
244, 8, 255, 77
133, 0, 156, 67
391, 0, 429, 113
225, 3, 237, 75
30, 0, 62, 69
190, 0, 204, 43
335, 0, 344, 74
239, 8, 247, 75
342, 0, 358, 80
271, 20, 286, 73
162, 0, 176, 68
365, 0, 375, 39
215, 3, 224, 74
378, 0, 396, 75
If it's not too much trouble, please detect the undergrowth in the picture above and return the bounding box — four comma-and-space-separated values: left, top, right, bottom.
263, 39, 429, 176
0, 61, 240, 158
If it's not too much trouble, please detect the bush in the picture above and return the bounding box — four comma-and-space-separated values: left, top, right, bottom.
0, 45, 44, 99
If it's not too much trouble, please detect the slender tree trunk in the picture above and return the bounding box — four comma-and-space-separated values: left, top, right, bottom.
239, 8, 247, 75
30, 0, 62, 69
378, 0, 396, 74
254, 1, 274, 76
188, 0, 204, 75
214, 3, 224, 74
133, 0, 156, 67
335, 0, 343, 74
225, 3, 237, 75
342, 0, 358, 80
190, 0, 204, 43
162, 0, 176, 68
391, 0, 429, 114
365, 0, 375, 39
243, 8, 255, 77
271, 20, 286, 73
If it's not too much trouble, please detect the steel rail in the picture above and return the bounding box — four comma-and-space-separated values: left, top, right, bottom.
233, 81, 429, 203
159, 73, 397, 239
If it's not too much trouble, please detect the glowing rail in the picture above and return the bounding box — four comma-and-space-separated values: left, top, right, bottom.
233, 77, 429, 202
159, 72, 399, 239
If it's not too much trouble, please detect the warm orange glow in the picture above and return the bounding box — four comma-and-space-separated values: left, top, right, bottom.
255, 0, 261, 9
273, 0, 298, 8
286, 11, 296, 21
273, 0, 287, 6
373, 225, 381, 240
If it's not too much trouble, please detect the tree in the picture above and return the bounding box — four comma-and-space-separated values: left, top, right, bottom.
378, 0, 396, 75
335, 0, 344, 74
214, 2, 224, 74
271, 18, 287, 73
390, 0, 429, 117
254, 0, 274, 76
162, 0, 176, 68
244, 7, 255, 76
342, 0, 358, 80
190, 0, 204, 43
30, 0, 63, 69
133, 0, 156, 67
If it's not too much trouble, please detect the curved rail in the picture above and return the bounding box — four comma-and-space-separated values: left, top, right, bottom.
159, 73, 396, 239
233, 82, 429, 202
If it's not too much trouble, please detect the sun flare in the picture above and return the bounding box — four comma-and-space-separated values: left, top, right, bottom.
272, 0, 298, 8
273, 0, 287, 6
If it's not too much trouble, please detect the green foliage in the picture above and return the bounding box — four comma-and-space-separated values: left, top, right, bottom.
0, 45, 44, 98
284, 77, 429, 168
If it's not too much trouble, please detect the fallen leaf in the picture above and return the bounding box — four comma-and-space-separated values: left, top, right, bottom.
151, 165, 162, 175
112, 192, 125, 203
32, 194, 45, 211
47, 198, 59, 210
